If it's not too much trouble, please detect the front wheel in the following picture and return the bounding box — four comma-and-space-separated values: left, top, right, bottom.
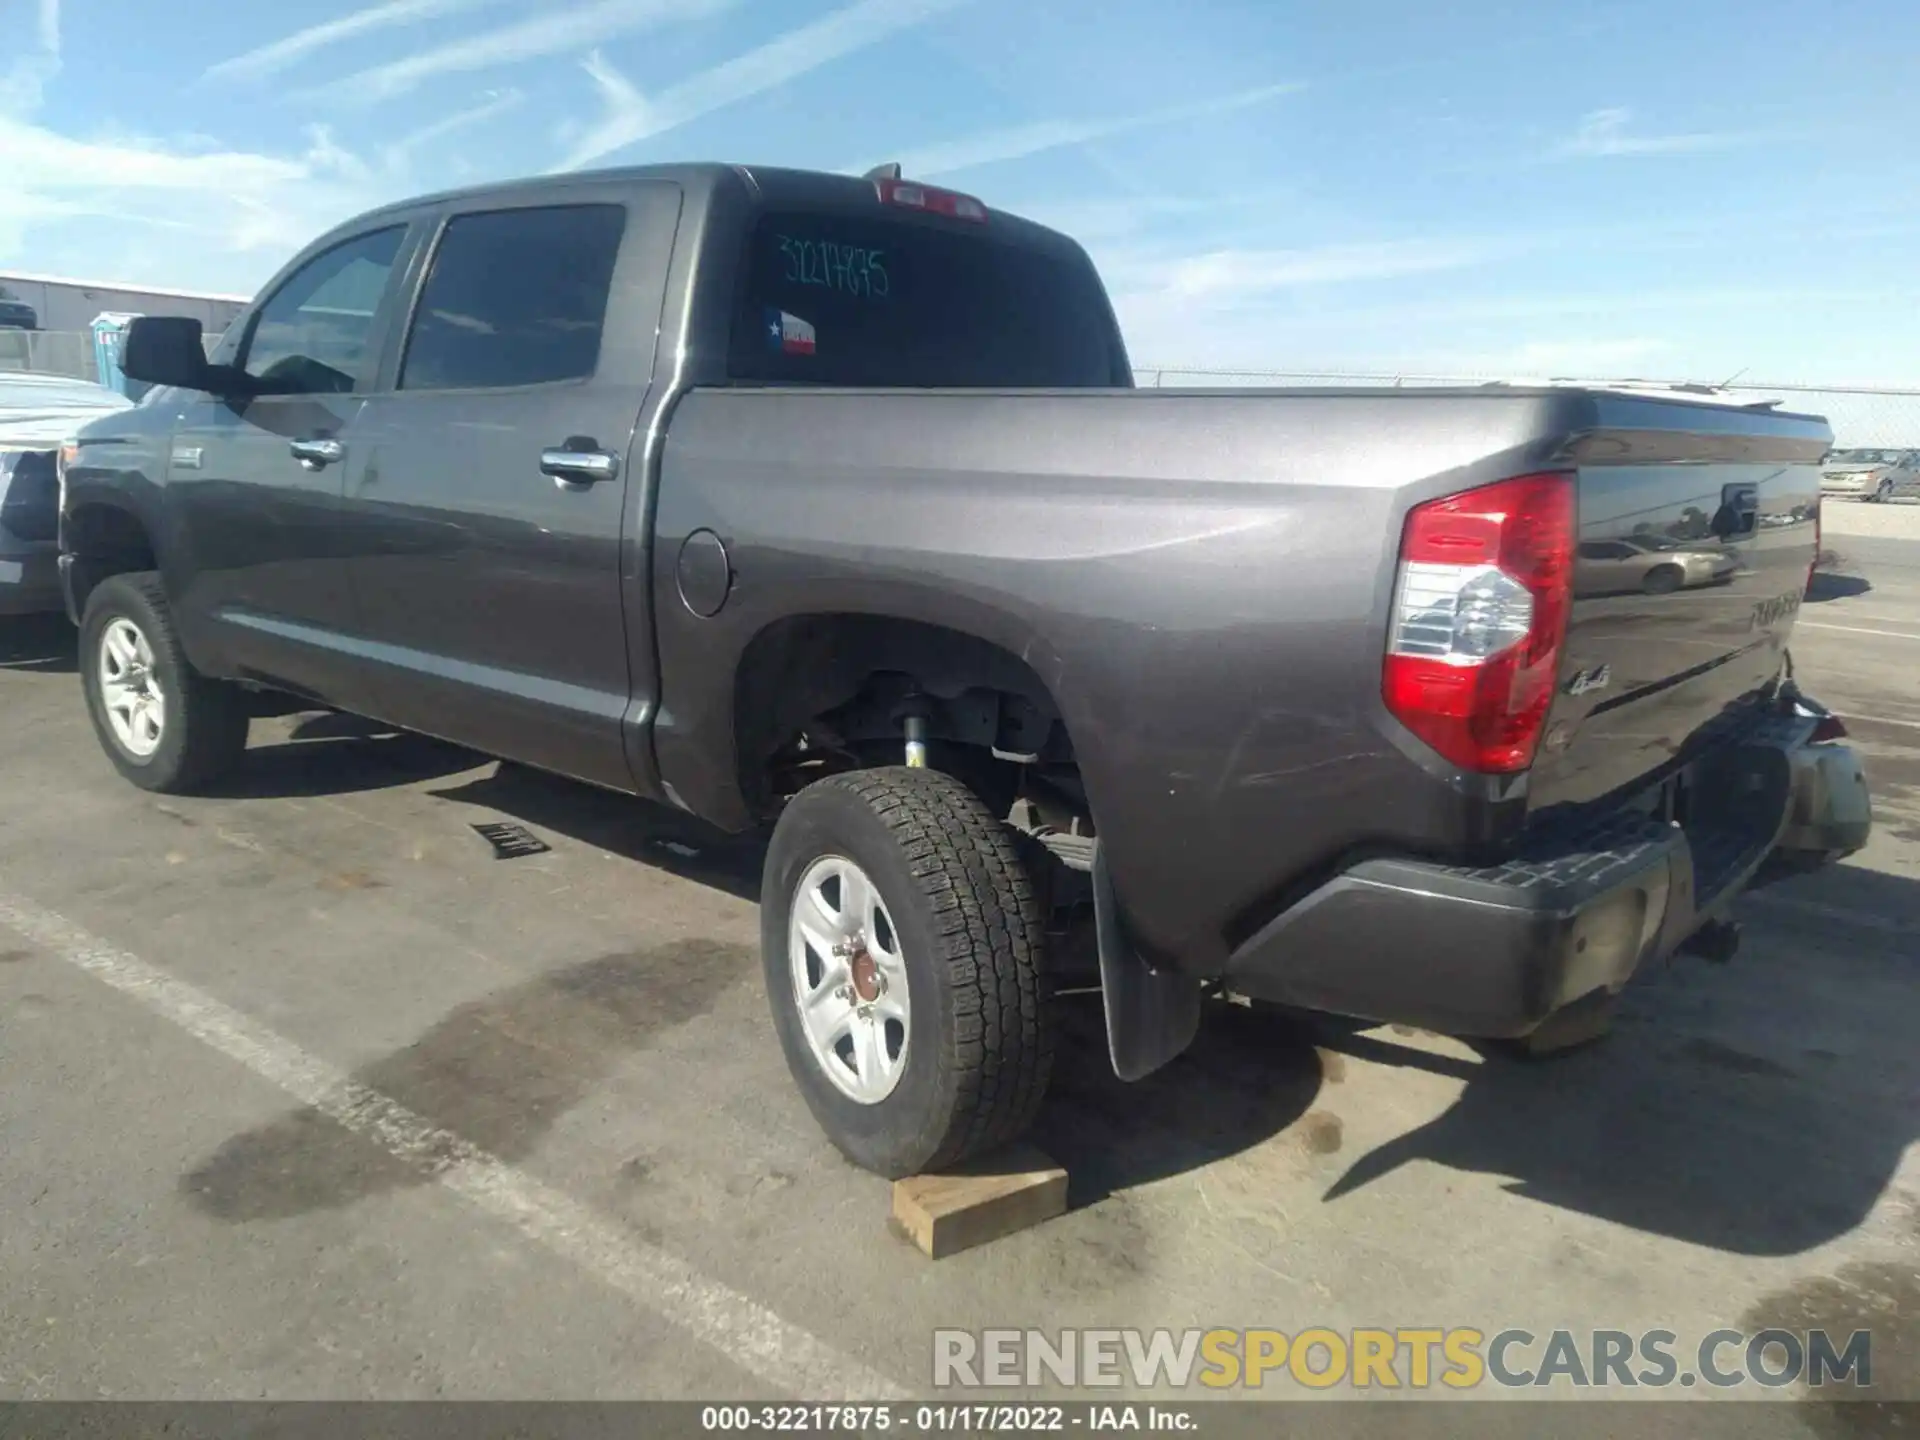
1642, 564, 1685, 595
760, 767, 1052, 1178
80, 572, 249, 793
1872, 480, 1893, 503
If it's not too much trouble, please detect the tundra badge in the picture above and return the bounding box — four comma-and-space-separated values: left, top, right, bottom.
1566, 664, 1612, 697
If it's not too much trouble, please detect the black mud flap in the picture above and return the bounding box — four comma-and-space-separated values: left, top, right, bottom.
1092, 841, 1201, 1082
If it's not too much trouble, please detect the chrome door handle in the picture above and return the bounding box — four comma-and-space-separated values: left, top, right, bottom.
290, 437, 345, 470
540, 446, 619, 490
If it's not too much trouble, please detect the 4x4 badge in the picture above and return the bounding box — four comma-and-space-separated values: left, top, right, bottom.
1566, 664, 1612, 697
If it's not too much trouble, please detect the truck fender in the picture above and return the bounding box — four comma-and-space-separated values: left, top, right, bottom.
1092, 841, 1201, 1081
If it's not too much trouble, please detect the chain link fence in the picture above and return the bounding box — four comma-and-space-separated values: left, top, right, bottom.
0, 328, 228, 387
0, 329, 99, 383
1135, 367, 1920, 449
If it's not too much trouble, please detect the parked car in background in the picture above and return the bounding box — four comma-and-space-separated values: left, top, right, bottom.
1, 372, 132, 616
1820, 447, 1920, 501
0, 286, 40, 331
1575, 535, 1739, 596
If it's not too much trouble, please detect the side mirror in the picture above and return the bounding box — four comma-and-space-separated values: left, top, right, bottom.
119, 316, 213, 391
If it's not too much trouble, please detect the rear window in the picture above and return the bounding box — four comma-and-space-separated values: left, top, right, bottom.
728, 212, 1122, 388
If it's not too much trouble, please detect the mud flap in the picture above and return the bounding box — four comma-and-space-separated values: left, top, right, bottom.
1092, 841, 1201, 1082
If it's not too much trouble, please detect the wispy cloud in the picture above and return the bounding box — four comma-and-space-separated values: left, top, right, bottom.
874, 82, 1302, 179
203, 0, 505, 84
1560, 107, 1752, 158
0, 0, 61, 117
555, 0, 967, 172
1141, 239, 1498, 302
311, 0, 735, 107
382, 88, 526, 168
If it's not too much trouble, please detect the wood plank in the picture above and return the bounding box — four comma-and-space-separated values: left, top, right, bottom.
890, 1144, 1068, 1259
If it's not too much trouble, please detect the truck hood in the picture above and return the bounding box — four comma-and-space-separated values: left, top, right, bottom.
0, 373, 132, 451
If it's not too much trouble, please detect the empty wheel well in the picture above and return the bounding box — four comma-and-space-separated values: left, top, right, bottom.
733, 614, 1086, 825
64, 502, 159, 614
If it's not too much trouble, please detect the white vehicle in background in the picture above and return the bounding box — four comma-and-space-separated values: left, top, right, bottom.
1820, 447, 1920, 502
0, 372, 133, 617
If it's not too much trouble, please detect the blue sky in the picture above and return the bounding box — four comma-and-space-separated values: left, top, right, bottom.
3, 0, 1917, 383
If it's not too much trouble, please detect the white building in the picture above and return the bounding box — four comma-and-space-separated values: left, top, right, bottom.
0, 271, 249, 337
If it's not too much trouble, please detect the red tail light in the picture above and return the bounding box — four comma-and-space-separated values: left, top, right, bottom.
1382, 472, 1577, 773
1809, 713, 1848, 743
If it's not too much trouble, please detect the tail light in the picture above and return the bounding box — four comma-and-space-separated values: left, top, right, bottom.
1809, 713, 1847, 743
1382, 472, 1577, 773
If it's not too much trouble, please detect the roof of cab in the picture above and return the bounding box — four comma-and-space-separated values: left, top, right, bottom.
338, 161, 1083, 258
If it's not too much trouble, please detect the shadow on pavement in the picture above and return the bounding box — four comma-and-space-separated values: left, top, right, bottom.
204, 712, 481, 799
1313, 857, 1919, 1258
429, 761, 768, 903
1807, 570, 1872, 602
1034, 993, 1324, 1208
0, 613, 77, 674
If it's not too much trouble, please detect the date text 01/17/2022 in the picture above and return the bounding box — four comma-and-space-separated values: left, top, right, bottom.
697, 1405, 1199, 1432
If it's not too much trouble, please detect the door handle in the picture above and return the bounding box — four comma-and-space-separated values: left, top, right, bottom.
540, 443, 619, 490
290, 437, 346, 470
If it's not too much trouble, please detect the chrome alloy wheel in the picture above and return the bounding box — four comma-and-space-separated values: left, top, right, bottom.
788, 855, 911, 1104
98, 617, 166, 758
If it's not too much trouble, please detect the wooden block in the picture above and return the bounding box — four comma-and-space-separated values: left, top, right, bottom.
891, 1144, 1068, 1259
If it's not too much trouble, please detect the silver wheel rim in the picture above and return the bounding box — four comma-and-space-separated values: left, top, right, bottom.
788, 855, 911, 1105
98, 617, 166, 759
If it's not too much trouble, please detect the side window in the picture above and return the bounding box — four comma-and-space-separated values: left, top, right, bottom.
400, 204, 626, 392
241, 227, 405, 396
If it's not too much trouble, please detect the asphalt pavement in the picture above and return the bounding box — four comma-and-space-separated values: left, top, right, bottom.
1, 504, 1915, 1425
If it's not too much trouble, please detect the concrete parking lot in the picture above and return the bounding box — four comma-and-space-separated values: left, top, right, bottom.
2, 502, 1916, 1418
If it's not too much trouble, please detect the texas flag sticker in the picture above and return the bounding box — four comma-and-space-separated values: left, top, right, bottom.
765, 307, 816, 356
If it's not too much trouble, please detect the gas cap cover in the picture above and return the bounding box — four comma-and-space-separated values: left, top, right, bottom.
676, 528, 732, 618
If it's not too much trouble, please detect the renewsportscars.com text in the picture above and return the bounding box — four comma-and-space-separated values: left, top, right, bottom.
932, 1327, 1873, 1391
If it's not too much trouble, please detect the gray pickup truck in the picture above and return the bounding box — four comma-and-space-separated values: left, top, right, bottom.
57, 162, 1872, 1178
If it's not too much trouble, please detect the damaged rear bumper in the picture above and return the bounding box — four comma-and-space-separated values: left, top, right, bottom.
1219, 703, 1870, 1041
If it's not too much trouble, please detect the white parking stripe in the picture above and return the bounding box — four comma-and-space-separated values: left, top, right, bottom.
0, 891, 907, 1402
1798, 621, 1920, 641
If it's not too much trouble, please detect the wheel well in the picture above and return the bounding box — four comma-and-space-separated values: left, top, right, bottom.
733, 614, 1085, 825
64, 502, 158, 614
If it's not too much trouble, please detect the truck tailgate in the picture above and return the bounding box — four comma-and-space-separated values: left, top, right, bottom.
1526, 396, 1829, 810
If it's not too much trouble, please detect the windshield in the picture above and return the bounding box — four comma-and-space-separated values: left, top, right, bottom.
729, 212, 1125, 388
1831, 448, 1899, 464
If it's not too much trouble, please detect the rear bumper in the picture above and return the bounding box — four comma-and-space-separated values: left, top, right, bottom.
1223, 709, 1870, 1038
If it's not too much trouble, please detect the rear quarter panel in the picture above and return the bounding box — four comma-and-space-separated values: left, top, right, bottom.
651, 387, 1581, 973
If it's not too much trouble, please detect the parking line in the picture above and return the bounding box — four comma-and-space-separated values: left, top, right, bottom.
1838, 711, 1920, 732
1798, 621, 1920, 641
0, 890, 907, 1402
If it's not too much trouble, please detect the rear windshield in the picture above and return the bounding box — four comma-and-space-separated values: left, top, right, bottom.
728, 211, 1124, 388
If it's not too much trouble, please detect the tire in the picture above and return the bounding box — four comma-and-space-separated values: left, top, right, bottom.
1872, 480, 1892, 503
1642, 564, 1685, 595
80, 572, 249, 793
760, 766, 1052, 1177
